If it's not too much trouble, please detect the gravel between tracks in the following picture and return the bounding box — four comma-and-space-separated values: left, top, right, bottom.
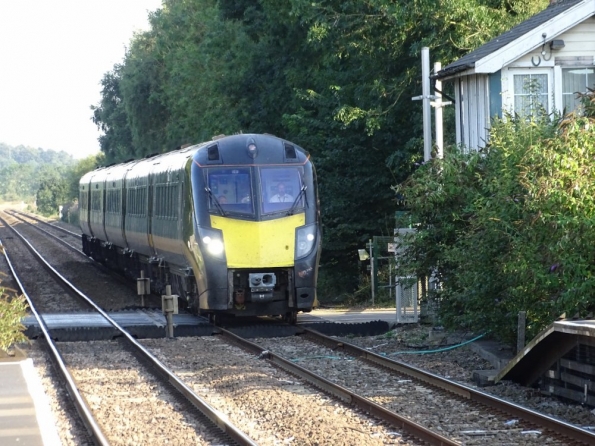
18, 328, 595, 445
3, 213, 595, 444
332, 328, 595, 431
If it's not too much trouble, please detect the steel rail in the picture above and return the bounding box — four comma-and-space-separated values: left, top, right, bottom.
4, 211, 142, 294
302, 326, 595, 445
7, 209, 81, 239
215, 326, 459, 446
0, 240, 110, 446
1, 217, 257, 446
6, 210, 84, 254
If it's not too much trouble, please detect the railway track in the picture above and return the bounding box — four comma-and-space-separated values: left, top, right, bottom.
0, 213, 255, 445
7, 209, 82, 239
4, 209, 595, 444
236, 328, 595, 445
0, 210, 161, 311
0, 211, 422, 444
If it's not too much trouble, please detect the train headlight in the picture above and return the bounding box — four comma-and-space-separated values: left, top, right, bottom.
295, 224, 317, 259
204, 237, 224, 255
198, 227, 225, 258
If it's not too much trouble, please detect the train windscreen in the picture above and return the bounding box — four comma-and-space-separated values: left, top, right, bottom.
260, 167, 304, 214
206, 168, 254, 214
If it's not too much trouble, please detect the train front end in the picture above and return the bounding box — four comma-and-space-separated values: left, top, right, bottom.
187, 134, 320, 321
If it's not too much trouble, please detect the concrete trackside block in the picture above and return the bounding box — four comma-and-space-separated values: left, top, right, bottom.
467, 339, 514, 370
472, 369, 498, 387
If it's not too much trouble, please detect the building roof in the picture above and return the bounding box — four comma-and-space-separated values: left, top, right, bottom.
436, 0, 584, 79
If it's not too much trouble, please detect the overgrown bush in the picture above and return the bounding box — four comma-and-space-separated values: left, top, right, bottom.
0, 279, 28, 352
396, 105, 595, 345
60, 201, 79, 226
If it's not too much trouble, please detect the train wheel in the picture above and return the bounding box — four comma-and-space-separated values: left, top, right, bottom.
284, 311, 298, 325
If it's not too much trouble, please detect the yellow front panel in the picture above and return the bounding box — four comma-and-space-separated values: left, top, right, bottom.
210, 214, 305, 268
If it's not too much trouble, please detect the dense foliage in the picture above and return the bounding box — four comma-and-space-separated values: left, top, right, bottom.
92, 0, 548, 297
0, 272, 28, 351
0, 142, 101, 218
0, 143, 73, 204
396, 97, 595, 344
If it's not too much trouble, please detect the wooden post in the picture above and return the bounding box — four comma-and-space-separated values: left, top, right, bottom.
517, 311, 527, 354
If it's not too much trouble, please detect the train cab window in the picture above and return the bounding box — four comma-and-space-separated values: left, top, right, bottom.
260, 167, 304, 214
206, 168, 254, 215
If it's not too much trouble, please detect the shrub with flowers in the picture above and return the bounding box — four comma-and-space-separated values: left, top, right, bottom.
396, 92, 595, 346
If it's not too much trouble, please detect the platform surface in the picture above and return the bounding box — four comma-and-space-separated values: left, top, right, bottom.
496, 318, 595, 386
0, 359, 60, 446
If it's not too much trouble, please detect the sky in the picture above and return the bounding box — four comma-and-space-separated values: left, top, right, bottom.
0, 0, 164, 159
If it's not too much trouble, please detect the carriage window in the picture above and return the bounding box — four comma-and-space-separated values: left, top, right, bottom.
91, 190, 102, 211
206, 168, 253, 214
127, 186, 147, 217
106, 189, 121, 214
260, 167, 304, 214
155, 183, 179, 219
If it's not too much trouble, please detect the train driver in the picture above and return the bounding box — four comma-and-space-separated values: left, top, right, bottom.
269, 183, 294, 203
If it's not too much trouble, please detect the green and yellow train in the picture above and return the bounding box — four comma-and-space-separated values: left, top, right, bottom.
79, 134, 320, 322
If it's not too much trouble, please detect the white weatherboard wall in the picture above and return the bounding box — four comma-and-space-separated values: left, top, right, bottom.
454, 74, 490, 151
452, 5, 595, 152
501, 16, 595, 117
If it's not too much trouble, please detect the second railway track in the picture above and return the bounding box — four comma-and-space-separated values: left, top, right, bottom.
242, 329, 595, 445
0, 212, 255, 445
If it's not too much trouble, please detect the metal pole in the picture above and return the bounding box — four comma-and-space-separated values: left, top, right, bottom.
164, 284, 174, 338
370, 238, 375, 306
396, 279, 401, 324
389, 262, 392, 301
137, 270, 148, 307
434, 61, 444, 159
422, 47, 432, 162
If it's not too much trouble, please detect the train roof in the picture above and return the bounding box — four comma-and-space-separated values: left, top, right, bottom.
80, 134, 310, 186
192, 134, 310, 167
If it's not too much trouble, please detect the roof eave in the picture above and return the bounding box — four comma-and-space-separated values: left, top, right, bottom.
433, 64, 476, 81
437, 0, 595, 78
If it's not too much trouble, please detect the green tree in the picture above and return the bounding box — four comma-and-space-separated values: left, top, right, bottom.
92, 68, 135, 164
65, 154, 103, 202
0, 143, 74, 204
279, 0, 546, 293
36, 167, 69, 216
91, 0, 550, 296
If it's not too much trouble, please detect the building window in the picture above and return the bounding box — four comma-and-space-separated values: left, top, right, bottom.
513, 73, 548, 116
562, 67, 595, 113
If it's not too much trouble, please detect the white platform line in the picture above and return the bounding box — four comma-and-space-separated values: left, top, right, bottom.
20, 358, 62, 446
